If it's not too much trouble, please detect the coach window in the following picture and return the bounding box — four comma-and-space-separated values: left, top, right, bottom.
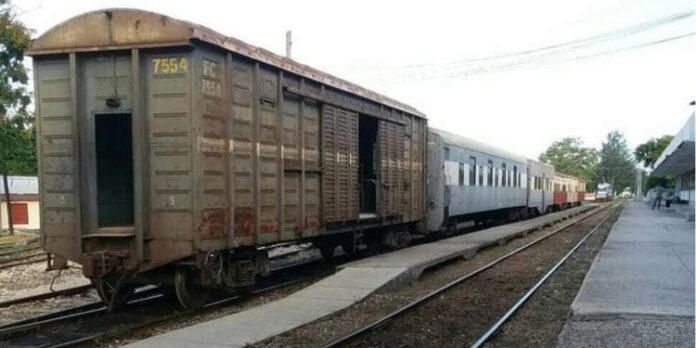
458, 162, 464, 186
493, 167, 498, 187
479, 165, 484, 186
513, 166, 518, 187
501, 163, 507, 186
469, 157, 476, 186
487, 160, 493, 186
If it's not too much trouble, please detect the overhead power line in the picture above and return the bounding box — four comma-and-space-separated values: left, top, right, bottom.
371, 9, 694, 82
417, 32, 694, 80
404, 10, 694, 69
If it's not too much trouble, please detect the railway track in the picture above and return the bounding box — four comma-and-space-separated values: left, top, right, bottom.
0, 240, 46, 270
0, 253, 334, 347
321, 203, 620, 348
0, 244, 42, 258
0, 253, 47, 270
0, 284, 93, 308
1, 207, 602, 347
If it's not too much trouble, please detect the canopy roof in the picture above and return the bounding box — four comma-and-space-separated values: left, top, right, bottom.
653, 113, 695, 177
0, 176, 39, 195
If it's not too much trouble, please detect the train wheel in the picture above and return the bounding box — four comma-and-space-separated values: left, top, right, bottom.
319, 244, 336, 259
341, 240, 355, 254
174, 268, 210, 310
93, 277, 135, 310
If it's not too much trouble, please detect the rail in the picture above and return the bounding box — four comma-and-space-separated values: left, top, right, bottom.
321, 203, 617, 348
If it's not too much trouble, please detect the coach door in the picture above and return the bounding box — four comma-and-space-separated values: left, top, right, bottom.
541, 173, 546, 209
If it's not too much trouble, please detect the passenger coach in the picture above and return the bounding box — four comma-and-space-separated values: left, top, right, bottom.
552, 172, 586, 210
427, 129, 529, 233
526, 159, 555, 215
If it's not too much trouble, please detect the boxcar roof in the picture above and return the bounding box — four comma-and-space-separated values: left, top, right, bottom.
431, 128, 527, 164
27, 8, 426, 119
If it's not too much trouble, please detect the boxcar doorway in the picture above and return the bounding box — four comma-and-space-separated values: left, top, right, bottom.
95, 113, 134, 227
359, 115, 378, 215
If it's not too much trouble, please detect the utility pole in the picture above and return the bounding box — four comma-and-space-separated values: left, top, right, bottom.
634, 168, 642, 201
285, 30, 292, 59
1, 162, 13, 236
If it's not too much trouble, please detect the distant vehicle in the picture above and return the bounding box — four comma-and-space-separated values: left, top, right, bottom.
618, 191, 633, 199
596, 183, 614, 202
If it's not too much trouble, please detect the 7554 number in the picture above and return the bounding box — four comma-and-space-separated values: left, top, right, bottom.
152, 57, 188, 74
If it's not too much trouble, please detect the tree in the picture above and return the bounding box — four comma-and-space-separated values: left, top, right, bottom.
597, 131, 636, 194
539, 137, 599, 189
634, 135, 675, 193
634, 135, 673, 168
0, 0, 33, 235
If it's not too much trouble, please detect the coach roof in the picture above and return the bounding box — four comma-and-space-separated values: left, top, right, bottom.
27, 8, 426, 119
431, 128, 527, 164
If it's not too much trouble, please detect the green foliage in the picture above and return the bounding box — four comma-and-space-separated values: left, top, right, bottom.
634, 135, 673, 168
0, 0, 35, 175
597, 131, 636, 193
0, 118, 35, 174
0, 0, 31, 115
634, 135, 675, 193
645, 175, 674, 192
539, 137, 598, 189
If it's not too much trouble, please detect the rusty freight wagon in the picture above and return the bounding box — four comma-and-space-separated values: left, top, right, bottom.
28, 9, 427, 308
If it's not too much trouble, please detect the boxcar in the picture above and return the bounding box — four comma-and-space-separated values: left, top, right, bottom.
526, 159, 555, 215
427, 129, 528, 233
28, 9, 427, 308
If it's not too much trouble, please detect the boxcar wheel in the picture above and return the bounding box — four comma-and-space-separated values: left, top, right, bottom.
174, 268, 210, 310
92, 277, 135, 310
319, 244, 336, 259
341, 240, 355, 254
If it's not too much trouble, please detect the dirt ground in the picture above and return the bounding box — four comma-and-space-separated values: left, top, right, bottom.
0, 261, 96, 325
252, 205, 619, 348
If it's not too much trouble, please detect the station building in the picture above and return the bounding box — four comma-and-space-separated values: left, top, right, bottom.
0, 176, 41, 231
652, 113, 695, 208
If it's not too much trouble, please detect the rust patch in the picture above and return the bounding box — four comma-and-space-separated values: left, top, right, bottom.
260, 219, 278, 234
305, 215, 319, 228
199, 208, 226, 240
234, 207, 254, 236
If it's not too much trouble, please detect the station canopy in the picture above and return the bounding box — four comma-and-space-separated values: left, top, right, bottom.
652, 113, 695, 177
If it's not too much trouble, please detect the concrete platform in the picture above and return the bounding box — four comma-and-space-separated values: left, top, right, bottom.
127, 205, 594, 348
557, 202, 695, 347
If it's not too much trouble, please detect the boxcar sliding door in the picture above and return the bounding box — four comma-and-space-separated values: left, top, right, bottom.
321, 105, 359, 223
378, 120, 404, 218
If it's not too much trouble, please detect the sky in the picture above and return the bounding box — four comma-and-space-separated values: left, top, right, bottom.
14, 0, 696, 160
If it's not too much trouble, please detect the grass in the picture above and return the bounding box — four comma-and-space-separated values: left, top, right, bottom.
0, 232, 36, 245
